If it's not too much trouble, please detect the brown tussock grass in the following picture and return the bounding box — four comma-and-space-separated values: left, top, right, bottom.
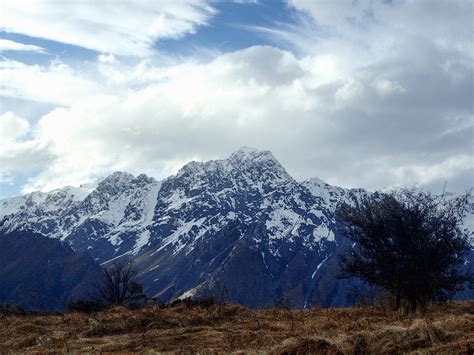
0, 300, 472, 354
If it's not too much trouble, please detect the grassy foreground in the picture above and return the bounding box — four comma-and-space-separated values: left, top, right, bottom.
0, 300, 472, 354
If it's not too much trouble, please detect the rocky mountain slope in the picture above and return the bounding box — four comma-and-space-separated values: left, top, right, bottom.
0, 229, 102, 311
0, 147, 472, 307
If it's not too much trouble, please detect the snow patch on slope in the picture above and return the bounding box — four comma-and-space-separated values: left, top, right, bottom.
99, 195, 131, 226
157, 217, 207, 254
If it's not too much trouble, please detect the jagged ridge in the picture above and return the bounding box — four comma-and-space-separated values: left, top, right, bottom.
0, 147, 472, 307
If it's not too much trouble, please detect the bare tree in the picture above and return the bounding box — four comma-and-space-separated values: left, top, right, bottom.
91, 260, 144, 306
338, 188, 473, 313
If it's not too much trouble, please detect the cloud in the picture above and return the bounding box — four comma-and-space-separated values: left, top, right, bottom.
392, 155, 474, 186
334, 79, 364, 105
0, 112, 53, 173
0, 59, 103, 105
0, 0, 217, 56
285, 0, 473, 44
0, 42, 468, 194
0, 1, 472, 195
269, 0, 473, 73
98, 54, 118, 65
0, 173, 13, 185
371, 79, 405, 97
0, 39, 45, 53
0, 112, 29, 141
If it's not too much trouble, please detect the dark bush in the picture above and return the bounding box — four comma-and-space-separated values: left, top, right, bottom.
165, 296, 216, 309
338, 188, 472, 313
0, 304, 27, 316
66, 300, 107, 314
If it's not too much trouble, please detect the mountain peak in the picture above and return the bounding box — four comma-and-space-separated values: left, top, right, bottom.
225, 147, 293, 187
96, 171, 133, 187
235, 146, 261, 154
230, 146, 273, 161
98, 171, 156, 185
174, 147, 293, 190
104, 171, 135, 181
94, 172, 156, 197
232, 145, 287, 165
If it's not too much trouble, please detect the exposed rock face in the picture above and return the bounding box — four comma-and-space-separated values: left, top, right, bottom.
0, 147, 472, 307
0, 229, 102, 311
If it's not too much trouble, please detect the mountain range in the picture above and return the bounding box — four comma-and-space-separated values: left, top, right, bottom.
1, 147, 472, 309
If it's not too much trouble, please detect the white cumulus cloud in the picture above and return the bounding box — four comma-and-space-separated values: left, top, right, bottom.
0, 43, 468, 194
0, 112, 53, 173
0, 59, 103, 105
0, 112, 30, 142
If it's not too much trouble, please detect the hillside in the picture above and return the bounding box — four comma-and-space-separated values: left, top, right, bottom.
0, 229, 102, 311
1, 301, 472, 353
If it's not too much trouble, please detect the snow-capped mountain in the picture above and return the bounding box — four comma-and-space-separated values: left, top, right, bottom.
0, 147, 471, 307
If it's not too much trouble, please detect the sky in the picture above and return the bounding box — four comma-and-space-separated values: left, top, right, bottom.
0, 0, 473, 198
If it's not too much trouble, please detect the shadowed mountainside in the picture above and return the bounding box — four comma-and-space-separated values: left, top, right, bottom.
0, 229, 102, 311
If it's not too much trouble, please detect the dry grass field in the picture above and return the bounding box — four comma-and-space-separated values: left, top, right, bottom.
0, 300, 472, 354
